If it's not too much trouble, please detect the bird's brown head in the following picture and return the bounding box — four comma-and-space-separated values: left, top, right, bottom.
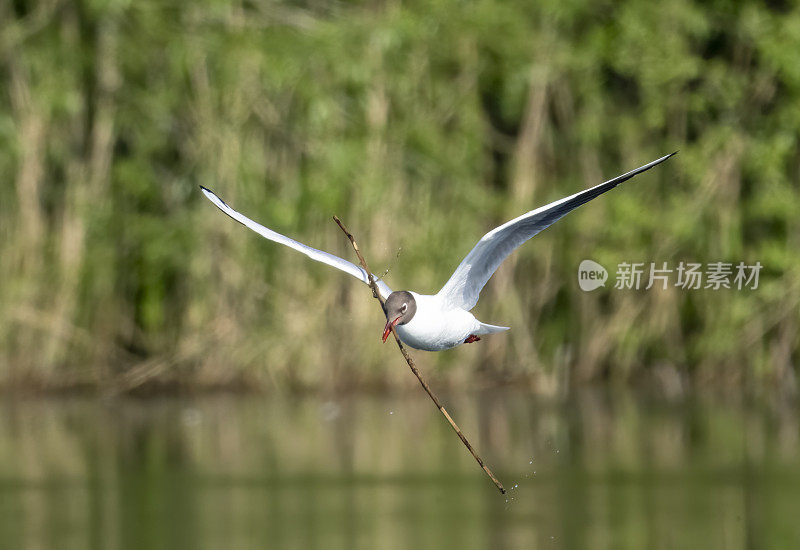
382, 291, 417, 343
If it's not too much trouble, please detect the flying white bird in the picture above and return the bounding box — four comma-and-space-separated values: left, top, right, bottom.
201, 152, 675, 351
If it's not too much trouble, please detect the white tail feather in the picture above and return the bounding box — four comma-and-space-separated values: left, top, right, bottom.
476, 322, 510, 335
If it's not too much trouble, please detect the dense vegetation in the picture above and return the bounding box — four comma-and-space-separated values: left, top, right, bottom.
1, 0, 798, 392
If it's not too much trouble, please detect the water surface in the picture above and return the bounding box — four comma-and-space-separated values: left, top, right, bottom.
0, 390, 798, 549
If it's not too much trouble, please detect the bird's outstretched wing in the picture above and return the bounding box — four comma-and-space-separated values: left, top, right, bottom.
200, 186, 392, 300
437, 152, 677, 311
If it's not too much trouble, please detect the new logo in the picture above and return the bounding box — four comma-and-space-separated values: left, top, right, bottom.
578, 259, 608, 291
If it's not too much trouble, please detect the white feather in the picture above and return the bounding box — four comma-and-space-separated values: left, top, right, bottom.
436, 153, 676, 311
200, 186, 392, 300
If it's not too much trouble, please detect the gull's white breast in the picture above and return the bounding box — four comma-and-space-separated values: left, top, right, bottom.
394, 292, 480, 351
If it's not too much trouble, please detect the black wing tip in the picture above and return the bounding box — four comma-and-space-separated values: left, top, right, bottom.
199, 185, 232, 209
656, 151, 678, 164
653, 150, 678, 166
641, 151, 678, 171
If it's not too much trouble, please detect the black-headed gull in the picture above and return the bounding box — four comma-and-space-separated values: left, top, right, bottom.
201, 152, 675, 351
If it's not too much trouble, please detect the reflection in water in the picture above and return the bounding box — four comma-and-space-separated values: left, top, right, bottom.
0, 390, 798, 549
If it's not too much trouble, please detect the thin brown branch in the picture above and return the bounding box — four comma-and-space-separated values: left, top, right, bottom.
333, 215, 506, 494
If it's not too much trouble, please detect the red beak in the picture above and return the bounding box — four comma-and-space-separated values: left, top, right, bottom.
382, 316, 401, 343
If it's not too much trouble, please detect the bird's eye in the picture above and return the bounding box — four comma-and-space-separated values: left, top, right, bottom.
401, 303, 407, 313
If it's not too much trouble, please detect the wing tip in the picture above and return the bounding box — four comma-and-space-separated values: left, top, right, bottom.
648, 150, 678, 169
199, 185, 232, 209
624, 150, 678, 181
656, 151, 678, 164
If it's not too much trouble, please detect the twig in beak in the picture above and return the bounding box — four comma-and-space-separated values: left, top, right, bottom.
382, 317, 400, 343
333, 215, 506, 495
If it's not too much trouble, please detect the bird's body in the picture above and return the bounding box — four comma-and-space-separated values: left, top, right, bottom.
392, 292, 507, 351
201, 152, 676, 351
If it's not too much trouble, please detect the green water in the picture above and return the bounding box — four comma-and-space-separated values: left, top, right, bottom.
0, 390, 798, 549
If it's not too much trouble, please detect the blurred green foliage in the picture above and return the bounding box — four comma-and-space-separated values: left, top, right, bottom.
0, 0, 798, 392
